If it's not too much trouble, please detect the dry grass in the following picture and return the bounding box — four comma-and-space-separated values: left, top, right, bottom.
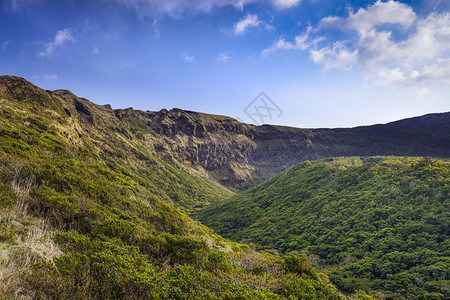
0, 164, 62, 299
214, 251, 284, 292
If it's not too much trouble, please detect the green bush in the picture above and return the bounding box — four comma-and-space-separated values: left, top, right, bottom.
196, 157, 450, 298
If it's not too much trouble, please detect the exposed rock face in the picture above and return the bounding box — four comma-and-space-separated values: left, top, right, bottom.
114, 108, 254, 137
113, 107, 258, 186
1, 75, 449, 189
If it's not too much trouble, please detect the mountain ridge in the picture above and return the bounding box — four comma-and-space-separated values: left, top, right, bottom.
1, 75, 449, 190
1, 75, 448, 299
1, 75, 360, 299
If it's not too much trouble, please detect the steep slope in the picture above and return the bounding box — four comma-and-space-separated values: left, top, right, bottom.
195, 157, 450, 299
1, 75, 448, 298
0, 75, 233, 211
250, 116, 450, 184
0, 76, 356, 299
127, 108, 450, 189
2, 76, 449, 192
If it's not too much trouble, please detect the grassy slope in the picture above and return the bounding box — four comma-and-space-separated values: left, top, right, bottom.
195, 157, 450, 299
0, 76, 353, 299
0, 75, 234, 212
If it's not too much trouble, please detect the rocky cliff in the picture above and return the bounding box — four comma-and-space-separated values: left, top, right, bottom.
1, 75, 449, 189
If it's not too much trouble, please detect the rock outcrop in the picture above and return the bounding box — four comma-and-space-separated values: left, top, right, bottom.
1, 75, 449, 189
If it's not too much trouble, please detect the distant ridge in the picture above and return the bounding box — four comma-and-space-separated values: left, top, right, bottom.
1, 75, 449, 189
0, 75, 350, 299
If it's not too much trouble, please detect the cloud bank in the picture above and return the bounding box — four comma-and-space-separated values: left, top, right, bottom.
263, 0, 450, 87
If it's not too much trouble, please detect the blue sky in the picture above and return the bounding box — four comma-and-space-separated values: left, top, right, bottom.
1, 0, 449, 128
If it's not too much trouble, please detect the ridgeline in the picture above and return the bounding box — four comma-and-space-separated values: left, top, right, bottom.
0, 75, 448, 299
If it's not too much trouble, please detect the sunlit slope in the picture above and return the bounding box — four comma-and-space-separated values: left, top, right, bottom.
2, 75, 449, 192
0, 75, 233, 211
0, 75, 354, 299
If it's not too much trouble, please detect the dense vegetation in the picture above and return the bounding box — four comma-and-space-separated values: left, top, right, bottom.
0, 76, 360, 298
2, 75, 448, 299
195, 157, 450, 299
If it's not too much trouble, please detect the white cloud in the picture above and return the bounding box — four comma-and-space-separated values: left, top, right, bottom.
181, 51, 195, 63
263, 0, 450, 88
234, 14, 261, 35
261, 26, 324, 56
43, 74, 59, 81
271, 0, 301, 9
111, 0, 246, 18
152, 19, 160, 38
82, 19, 102, 33
420, 59, 450, 84
310, 42, 358, 70
354, 10, 450, 86
320, 0, 416, 33
38, 28, 75, 57
217, 52, 231, 63
110, 0, 301, 18
93, 46, 99, 55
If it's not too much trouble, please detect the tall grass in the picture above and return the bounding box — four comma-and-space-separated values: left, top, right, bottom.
0, 160, 62, 299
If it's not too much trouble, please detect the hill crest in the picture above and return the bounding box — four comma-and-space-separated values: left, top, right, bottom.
1, 75, 449, 189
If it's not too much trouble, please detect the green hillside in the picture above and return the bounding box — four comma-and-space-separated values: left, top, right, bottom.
195, 157, 450, 299
0, 76, 357, 298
